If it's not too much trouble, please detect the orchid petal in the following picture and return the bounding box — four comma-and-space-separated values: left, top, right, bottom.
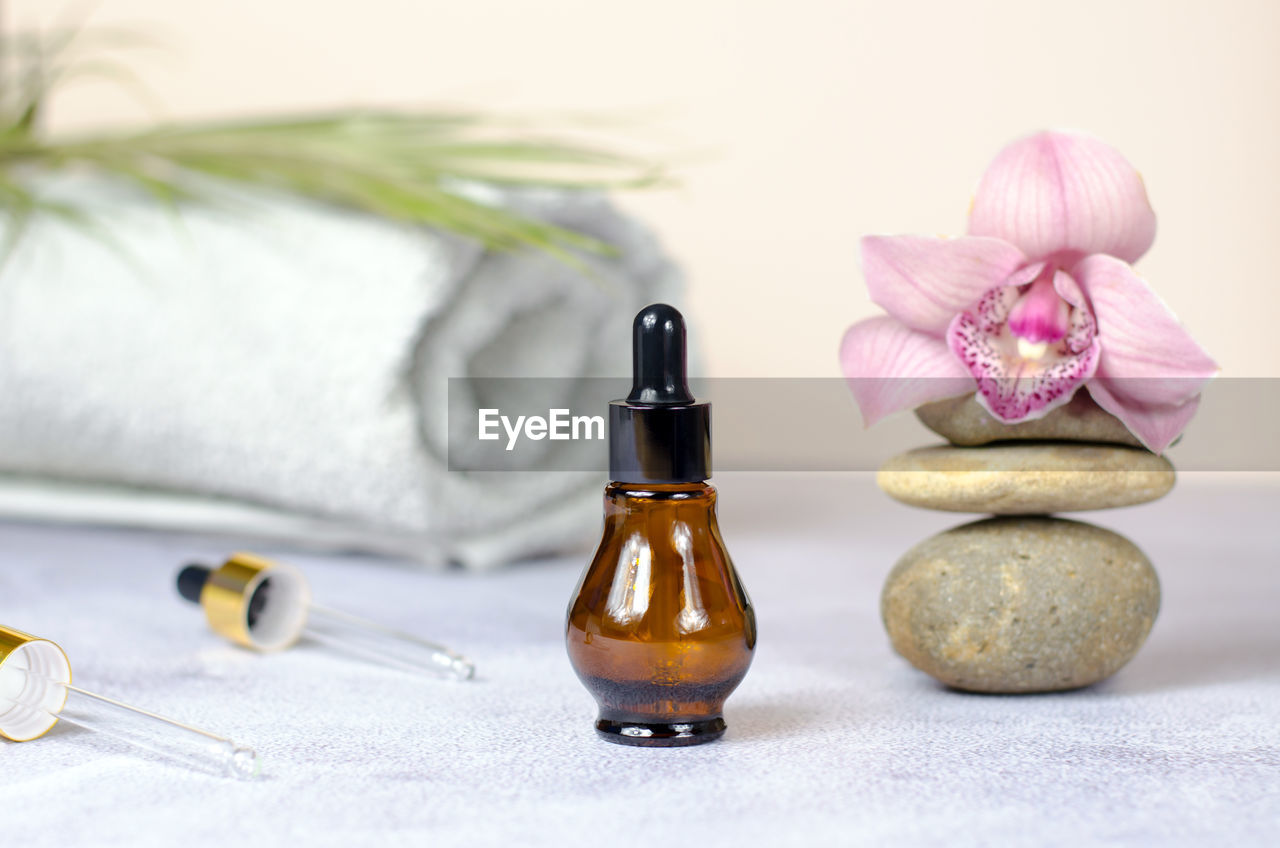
968, 131, 1157, 264
1074, 254, 1218, 408
1052, 265, 1089, 310
1052, 269, 1096, 355
861, 235, 1026, 336
840, 316, 973, 426
1087, 382, 1201, 455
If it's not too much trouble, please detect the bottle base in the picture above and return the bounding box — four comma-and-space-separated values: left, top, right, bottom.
594, 716, 726, 747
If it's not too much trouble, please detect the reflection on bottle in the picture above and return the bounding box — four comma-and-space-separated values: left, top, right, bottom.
605, 534, 653, 626
674, 521, 711, 635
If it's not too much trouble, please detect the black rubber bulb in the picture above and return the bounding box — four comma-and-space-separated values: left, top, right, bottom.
626, 303, 694, 406
176, 563, 211, 604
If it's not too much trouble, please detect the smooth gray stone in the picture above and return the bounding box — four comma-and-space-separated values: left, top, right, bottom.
881, 516, 1160, 693
877, 443, 1175, 514
917, 392, 1144, 448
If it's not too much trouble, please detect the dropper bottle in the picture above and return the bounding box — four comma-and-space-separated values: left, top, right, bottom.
566, 303, 756, 746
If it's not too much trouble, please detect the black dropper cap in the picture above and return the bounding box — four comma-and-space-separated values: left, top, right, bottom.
608, 304, 710, 483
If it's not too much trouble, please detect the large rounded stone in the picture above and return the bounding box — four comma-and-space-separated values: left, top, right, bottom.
916, 392, 1144, 448
881, 517, 1159, 693
877, 443, 1175, 514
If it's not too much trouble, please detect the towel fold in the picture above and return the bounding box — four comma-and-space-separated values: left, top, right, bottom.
0, 177, 681, 567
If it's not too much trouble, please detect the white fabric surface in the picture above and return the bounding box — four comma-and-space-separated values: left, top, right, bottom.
3, 472, 1278, 847
0, 177, 680, 568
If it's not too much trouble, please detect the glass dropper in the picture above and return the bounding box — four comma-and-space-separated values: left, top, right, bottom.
176, 553, 475, 681
0, 627, 260, 779
305, 604, 475, 680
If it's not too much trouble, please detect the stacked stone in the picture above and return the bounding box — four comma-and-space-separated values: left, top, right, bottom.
876, 392, 1173, 693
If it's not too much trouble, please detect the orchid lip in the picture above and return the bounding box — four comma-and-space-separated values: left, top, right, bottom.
946, 266, 1101, 423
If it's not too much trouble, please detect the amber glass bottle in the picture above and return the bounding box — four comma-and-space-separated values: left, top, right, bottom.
566, 304, 755, 746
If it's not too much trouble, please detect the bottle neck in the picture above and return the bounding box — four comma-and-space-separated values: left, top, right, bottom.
604, 482, 717, 525
606, 481, 714, 502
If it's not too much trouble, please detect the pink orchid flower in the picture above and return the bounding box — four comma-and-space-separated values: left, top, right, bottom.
840, 130, 1217, 453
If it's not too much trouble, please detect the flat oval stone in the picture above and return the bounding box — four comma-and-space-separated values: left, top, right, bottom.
881, 516, 1159, 693
917, 392, 1143, 448
877, 443, 1175, 514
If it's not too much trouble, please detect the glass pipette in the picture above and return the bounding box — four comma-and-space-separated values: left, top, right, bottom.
0, 625, 260, 779
176, 553, 475, 681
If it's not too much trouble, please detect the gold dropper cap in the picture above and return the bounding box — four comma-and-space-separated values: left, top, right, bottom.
0, 626, 72, 741
177, 553, 311, 651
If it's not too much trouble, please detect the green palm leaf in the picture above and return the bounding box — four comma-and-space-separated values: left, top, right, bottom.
0, 24, 668, 266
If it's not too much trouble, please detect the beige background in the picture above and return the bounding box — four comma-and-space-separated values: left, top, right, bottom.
13, 0, 1280, 378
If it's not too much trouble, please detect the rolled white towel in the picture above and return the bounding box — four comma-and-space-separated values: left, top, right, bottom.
0, 176, 681, 568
